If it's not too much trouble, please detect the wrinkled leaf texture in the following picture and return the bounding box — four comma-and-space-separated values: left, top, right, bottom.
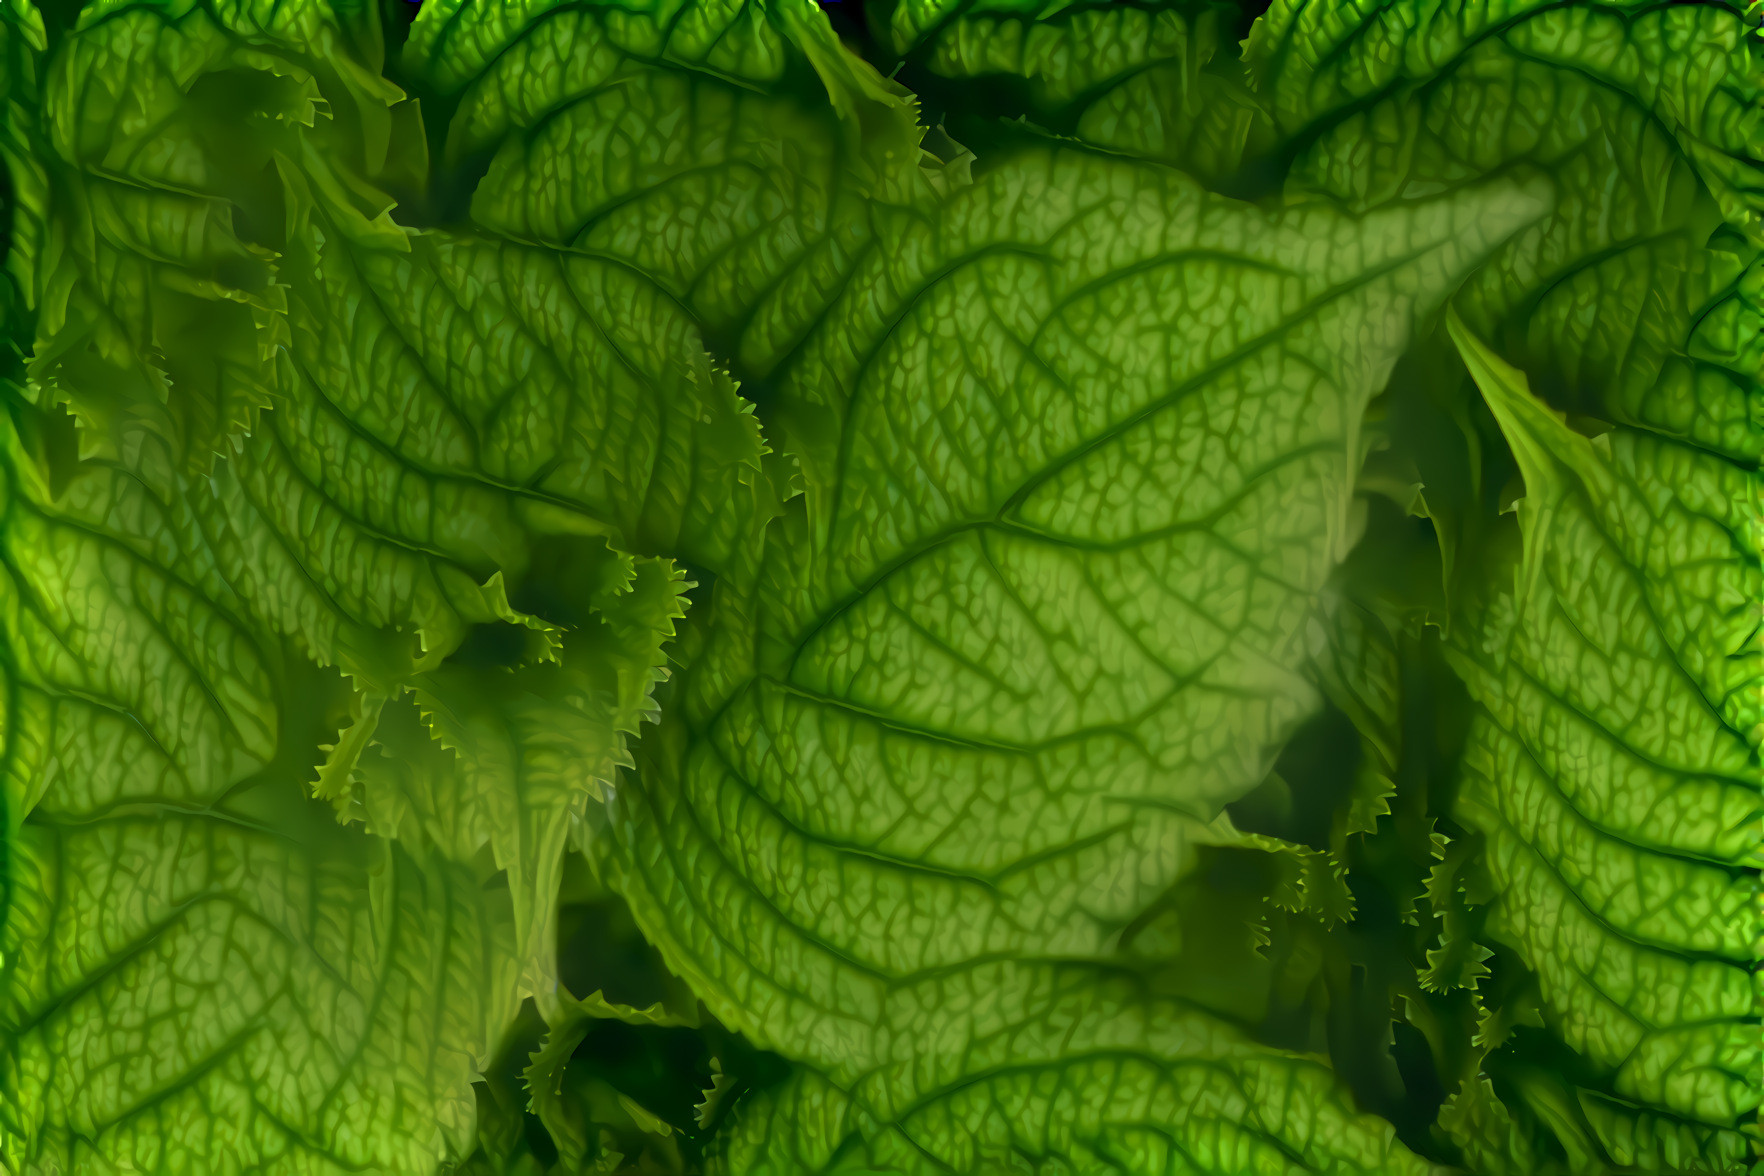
0, 0, 1757, 1174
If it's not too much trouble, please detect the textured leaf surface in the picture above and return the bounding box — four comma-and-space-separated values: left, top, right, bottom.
1243, 7, 1764, 1167
0, 413, 528, 1172
876, 0, 1276, 180
1444, 314, 1761, 1170
4, 0, 1760, 1172
398, 0, 949, 396
592, 138, 1546, 1170
0, 0, 720, 1169
1247, 0, 1764, 461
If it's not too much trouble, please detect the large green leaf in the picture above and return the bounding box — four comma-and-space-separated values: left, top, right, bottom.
1442, 313, 1760, 1173
589, 133, 1547, 1168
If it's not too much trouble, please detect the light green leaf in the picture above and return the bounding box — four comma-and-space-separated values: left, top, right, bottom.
405, 0, 799, 97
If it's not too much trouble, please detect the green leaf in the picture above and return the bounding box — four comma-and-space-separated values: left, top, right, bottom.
0, 2, 736, 1168
874, 0, 1277, 180
0, 417, 523, 1172
23, 0, 403, 489
709, 1041, 1446, 1176
10, 0, 767, 959
1444, 310, 1761, 1169
0, 0, 45, 370
397, 0, 947, 394
523, 993, 668, 1171
1238, 15, 1764, 1163
405, 0, 801, 97
1416, 831, 1493, 995
342, 553, 688, 1005
1247, 0, 1764, 460
591, 130, 1546, 1167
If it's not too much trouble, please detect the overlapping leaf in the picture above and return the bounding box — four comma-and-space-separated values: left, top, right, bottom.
1246, 0, 1764, 461
1443, 315, 1760, 1172
0, 399, 533, 1171
1243, 3, 1764, 1168
583, 126, 1547, 1164
400, 0, 958, 393
874, 0, 1276, 181
3, 0, 1760, 1172
0, 0, 733, 1168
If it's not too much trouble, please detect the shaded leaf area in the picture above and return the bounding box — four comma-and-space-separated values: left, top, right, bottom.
588, 141, 1544, 1172
457, 861, 791, 1176
0, 0, 39, 386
